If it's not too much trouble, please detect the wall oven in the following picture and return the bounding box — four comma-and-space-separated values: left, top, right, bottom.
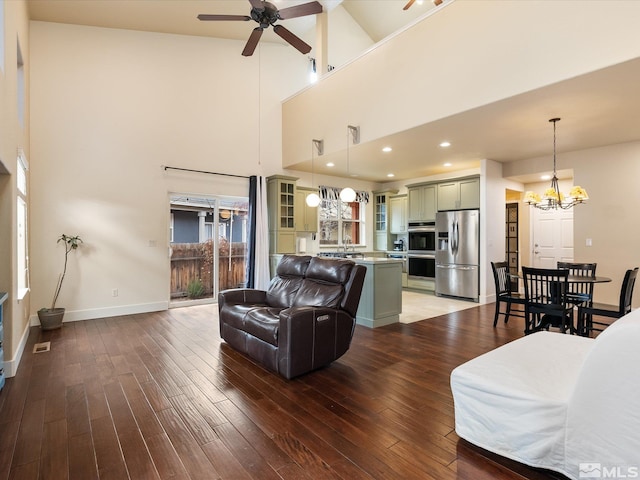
408, 222, 436, 253
408, 253, 436, 280
408, 222, 436, 279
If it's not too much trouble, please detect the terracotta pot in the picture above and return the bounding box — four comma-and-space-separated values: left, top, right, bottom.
37, 308, 65, 330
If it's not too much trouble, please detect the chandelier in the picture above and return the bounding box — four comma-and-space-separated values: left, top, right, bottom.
523, 118, 589, 210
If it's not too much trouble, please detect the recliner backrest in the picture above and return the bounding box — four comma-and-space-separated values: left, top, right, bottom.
266, 255, 311, 308
292, 257, 355, 309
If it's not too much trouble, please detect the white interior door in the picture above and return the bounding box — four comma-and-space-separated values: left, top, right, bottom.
531, 207, 574, 268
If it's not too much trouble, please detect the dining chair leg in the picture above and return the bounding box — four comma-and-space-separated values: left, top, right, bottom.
505, 303, 512, 324
493, 300, 500, 327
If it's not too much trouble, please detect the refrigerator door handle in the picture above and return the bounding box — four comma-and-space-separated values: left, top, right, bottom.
453, 220, 459, 255
450, 221, 455, 254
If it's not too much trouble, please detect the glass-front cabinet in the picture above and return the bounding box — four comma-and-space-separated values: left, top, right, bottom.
373, 189, 398, 251
267, 175, 298, 254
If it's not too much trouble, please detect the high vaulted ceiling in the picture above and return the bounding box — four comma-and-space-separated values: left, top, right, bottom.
27, 0, 432, 46
26, 0, 640, 184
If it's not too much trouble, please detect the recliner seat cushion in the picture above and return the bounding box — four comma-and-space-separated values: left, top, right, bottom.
244, 307, 282, 346
219, 303, 266, 331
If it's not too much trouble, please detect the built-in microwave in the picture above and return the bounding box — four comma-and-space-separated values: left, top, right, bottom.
408, 221, 436, 253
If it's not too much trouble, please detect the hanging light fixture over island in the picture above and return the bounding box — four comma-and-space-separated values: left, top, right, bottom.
305, 138, 323, 207
523, 118, 589, 211
339, 125, 360, 203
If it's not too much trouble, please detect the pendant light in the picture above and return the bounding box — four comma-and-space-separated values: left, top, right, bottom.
306, 139, 323, 207
340, 125, 359, 203
523, 118, 589, 210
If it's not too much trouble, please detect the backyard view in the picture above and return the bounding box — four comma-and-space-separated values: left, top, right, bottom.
169, 195, 248, 304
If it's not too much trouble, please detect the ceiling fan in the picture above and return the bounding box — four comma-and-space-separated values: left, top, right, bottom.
198, 0, 323, 57
403, 0, 443, 11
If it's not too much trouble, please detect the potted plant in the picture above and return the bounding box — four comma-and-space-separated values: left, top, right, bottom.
38, 234, 83, 330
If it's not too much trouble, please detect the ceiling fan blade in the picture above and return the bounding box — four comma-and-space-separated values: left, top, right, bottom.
242, 27, 263, 57
277, 1, 323, 20
403, 0, 416, 10
197, 14, 251, 21
273, 25, 312, 54
248, 0, 266, 12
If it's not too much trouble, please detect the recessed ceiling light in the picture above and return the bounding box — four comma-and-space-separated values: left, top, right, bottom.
382, 146, 392, 153
326, 162, 335, 167
443, 162, 452, 167
440, 141, 451, 148
541, 174, 551, 180
387, 173, 395, 178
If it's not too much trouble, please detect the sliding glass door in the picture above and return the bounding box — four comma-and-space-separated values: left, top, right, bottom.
169, 194, 248, 306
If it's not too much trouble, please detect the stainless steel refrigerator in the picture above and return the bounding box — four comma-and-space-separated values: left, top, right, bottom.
435, 210, 480, 301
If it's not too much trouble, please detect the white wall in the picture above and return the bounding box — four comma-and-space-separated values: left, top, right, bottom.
508, 141, 640, 306
283, 0, 640, 169
28, 22, 317, 322
0, 0, 30, 375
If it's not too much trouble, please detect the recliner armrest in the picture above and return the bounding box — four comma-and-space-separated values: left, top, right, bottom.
277, 306, 355, 379
218, 288, 268, 307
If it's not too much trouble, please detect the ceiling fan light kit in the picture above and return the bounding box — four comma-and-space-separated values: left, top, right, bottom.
523, 118, 589, 211
198, 0, 323, 56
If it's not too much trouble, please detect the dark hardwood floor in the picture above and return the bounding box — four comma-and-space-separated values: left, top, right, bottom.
0, 303, 570, 479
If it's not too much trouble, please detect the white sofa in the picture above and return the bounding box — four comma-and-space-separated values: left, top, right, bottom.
450, 308, 640, 480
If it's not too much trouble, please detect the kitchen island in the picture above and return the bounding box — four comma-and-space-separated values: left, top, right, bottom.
353, 257, 403, 328
269, 254, 403, 328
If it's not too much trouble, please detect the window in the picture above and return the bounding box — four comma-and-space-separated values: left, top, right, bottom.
319, 199, 364, 246
17, 151, 29, 298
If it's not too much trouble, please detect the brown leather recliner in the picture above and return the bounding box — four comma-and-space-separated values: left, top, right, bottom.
218, 255, 366, 379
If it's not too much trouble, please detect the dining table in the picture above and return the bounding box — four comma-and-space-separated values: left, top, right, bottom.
508, 272, 612, 285
508, 270, 612, 334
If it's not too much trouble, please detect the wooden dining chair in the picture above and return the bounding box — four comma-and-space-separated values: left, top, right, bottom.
491, 261, 526, 327
522, 266, 574, 334
577, 267, 639, 336
557, 261, 597, 307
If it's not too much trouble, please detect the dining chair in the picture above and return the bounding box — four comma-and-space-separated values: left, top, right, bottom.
557, 261, 597, 306
577, 267, 639, 336
491, 261, 526, 327
522, 266, 574, 334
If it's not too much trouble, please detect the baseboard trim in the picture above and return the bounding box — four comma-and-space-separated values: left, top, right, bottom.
29, 301, 169, 327
3, 320, 31, 378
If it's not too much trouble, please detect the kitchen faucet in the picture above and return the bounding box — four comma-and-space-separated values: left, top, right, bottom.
344, 238, 354, 253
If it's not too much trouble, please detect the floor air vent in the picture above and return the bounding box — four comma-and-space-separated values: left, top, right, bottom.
33, 342, 51, 354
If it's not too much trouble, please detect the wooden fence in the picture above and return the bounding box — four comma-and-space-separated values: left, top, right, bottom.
170, 240, 247, 299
